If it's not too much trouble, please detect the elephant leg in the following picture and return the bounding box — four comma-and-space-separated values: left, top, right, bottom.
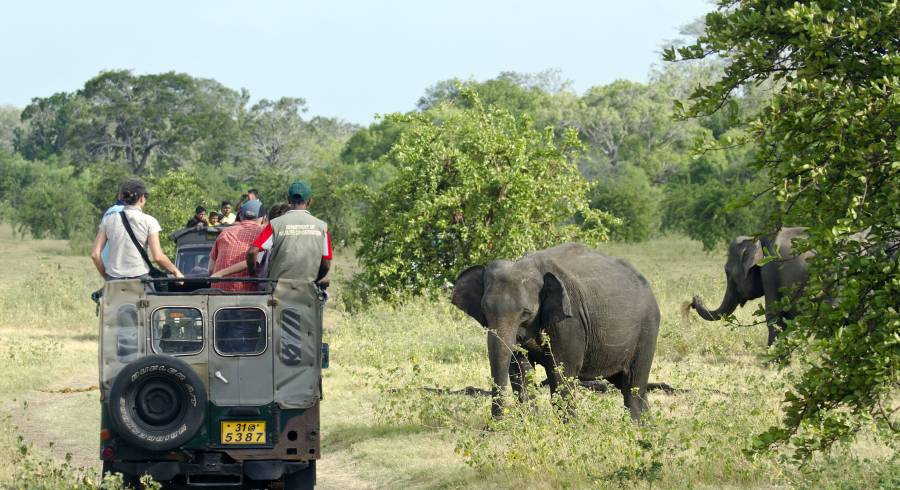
606, 341, 656, 420
763, 289, 784, 346
540, 347, 582, 417
508, 351, 533, 402
606, 372, 630, 409
628, 343, 655, 421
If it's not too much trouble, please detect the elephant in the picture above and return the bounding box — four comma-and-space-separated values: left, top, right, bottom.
451, 243, 660, 421
690, 227, 812, 346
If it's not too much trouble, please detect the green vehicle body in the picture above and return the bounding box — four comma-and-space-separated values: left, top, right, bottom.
98, 228, 325, 488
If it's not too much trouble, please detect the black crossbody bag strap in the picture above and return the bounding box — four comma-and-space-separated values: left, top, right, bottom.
119, 211, 163, 275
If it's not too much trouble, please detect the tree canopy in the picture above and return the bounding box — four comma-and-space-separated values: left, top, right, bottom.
667, 0, 898, 458
352, 90, 610, 301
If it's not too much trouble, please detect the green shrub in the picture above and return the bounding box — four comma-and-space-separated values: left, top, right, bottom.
590, 164, 660, 242
353, 89, 610, 303
143, 170, 207, 257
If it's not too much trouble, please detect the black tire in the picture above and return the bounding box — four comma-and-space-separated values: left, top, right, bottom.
282, 461, 316, 490
108, 355, 207, 452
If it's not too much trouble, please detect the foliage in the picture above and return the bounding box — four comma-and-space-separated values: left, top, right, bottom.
339, 117, 406, 165
16, 70, 247, 173
666, 0, 899, 457
5, 66, 774, 250
353, 89, 610, 302
590, 164, 660, 242
0, 105, 21, 153
563, 80, 694, 181
416, 72, 553, 115
14, 92, 74, 161
244, 97, 311, 168
0, 150, 48, 221
143, 170, 208, 257
0, 151, 89, 252
16, 165, 95, 241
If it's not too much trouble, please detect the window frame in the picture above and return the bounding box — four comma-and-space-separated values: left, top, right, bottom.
149, 306, 205, 356
213, 307, 269, 357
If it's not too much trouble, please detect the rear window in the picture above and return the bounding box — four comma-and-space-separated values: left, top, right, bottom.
151, 307, 203, 355
176, 248, 211, 276
215, 308, 267, 355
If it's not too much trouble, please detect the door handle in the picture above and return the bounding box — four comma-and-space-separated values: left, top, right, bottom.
214, 370, 229, 384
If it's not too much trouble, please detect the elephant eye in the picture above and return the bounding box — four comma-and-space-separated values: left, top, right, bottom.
520, 310, 533, 320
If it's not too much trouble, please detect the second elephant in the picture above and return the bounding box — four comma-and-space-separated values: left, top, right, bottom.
690, 227, 812, 345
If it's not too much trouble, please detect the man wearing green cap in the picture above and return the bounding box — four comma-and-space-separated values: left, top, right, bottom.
246, 181, 332, 285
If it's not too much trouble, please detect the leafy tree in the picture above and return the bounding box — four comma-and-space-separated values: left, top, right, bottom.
590, 165, 660, 243
0, 105, 21, 153
417, 73, 551, 117
17, 71, 246, 173
14, 93, 73, 161
245, 97, 310, 168
667, 0, 899, 457
353, 90, 610, 302
16, 164, 95, 240
143, 170, 207, 256
564, 80, 694, 181
339, 117, 406, 165
82, 162, 134, 214
0, 151, 102, 250
0, 151, 53, 221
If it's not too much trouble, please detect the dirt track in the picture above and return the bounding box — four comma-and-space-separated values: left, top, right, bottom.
8, 357, 371, 489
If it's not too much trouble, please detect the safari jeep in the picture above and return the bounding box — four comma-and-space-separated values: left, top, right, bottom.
98, 276, 325, 489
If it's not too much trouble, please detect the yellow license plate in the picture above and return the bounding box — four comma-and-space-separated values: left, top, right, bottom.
220, 421, 266, 445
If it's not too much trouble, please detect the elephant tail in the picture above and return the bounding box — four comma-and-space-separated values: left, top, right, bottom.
680, 301, 693, 321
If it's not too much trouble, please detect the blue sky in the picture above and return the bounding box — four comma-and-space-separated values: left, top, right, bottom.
0, 1, 712, 125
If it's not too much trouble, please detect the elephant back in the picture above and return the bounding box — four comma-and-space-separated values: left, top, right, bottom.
528, 243, 659, 378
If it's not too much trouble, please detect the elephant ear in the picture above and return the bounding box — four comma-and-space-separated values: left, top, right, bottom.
540, 272, 572, 327
451, 265, 487, 327
740, 239, 765, 278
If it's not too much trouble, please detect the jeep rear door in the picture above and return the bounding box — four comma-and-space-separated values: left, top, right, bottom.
207, 294, 274, 405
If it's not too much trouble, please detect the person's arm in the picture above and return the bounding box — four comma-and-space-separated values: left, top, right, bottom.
247, 223, 273, 276
316, 258, 331, 286
148, 233, 183, 278
315, 229, 333, 285
211, 260, 248, 278
90, 228, 108, 279
246, 245, 261, 276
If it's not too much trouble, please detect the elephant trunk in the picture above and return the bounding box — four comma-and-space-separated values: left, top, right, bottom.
487, 327, 517, 418
692, 278, 742, 321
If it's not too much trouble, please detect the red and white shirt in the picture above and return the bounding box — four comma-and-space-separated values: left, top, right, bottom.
253, 222, 333, 259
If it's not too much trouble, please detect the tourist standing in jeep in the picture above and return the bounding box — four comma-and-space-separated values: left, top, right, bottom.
90, 179, 183, 282
246, 181, 332, 287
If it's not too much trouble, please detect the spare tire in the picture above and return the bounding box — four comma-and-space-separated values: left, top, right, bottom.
108, 355, 207, 452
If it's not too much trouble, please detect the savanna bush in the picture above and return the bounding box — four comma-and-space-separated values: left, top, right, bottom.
353, 89, 611, 303
143, 170, 207, 257
590, 164, 660, 242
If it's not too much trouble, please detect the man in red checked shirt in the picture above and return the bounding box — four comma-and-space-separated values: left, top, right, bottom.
209, 200, 264, 291
246, 181, 331, 287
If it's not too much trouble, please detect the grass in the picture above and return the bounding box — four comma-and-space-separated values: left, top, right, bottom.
0, 223, 896, 489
